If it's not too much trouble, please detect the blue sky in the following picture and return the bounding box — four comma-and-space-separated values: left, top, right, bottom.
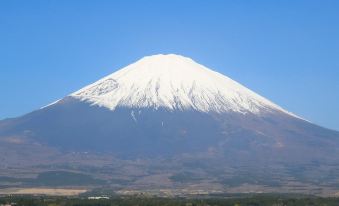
0, 0, 338, 130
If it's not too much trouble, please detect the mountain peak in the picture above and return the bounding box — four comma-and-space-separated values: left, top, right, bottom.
137, 54, 198, 67
140, 53, 193, 61
117, 53, 209, 77
63, 54, 297, 116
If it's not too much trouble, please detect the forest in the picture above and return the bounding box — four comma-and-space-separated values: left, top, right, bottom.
1, 195, 339, 206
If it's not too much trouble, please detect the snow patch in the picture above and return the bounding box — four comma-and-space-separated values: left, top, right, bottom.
131, 110, 137, 122
40, 99, 61, 109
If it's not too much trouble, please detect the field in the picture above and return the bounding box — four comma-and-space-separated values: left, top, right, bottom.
0, 188, 87, 196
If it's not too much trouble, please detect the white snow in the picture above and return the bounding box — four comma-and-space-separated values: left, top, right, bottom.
131, 110, 137, 122
40, 99, 61, 109
61, 54, 299, 117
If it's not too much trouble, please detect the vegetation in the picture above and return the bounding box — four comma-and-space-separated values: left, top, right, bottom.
31, 171, 105, 186
0, 171, 106, 187
0, 195, 339, 206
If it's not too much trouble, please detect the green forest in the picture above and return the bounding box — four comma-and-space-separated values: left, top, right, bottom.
1, 196, 339, 206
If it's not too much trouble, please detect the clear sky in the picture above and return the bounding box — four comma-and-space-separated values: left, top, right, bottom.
0, 0, 338, 130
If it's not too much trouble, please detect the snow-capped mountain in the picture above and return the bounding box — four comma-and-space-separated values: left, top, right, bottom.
66, 54, 294, 116
0, 54, 339, 193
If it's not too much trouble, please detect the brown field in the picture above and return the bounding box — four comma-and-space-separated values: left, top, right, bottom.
0, 188, 87, 196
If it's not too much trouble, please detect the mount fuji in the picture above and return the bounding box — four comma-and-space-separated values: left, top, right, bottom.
0, 54, 339, 195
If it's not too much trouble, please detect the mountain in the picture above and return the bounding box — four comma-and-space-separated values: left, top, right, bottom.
1, 54, 339, 196
70, 54, 293, 114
